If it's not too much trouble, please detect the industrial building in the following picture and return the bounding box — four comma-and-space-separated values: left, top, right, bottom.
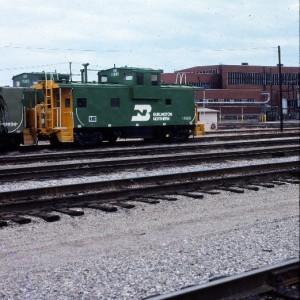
162, 64, 300, 122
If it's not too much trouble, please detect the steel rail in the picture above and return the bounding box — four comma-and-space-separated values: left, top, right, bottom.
205, 128, 299, 134
0, 145, 298, 182
144, 258, 299, 300
1, 136, 299, 165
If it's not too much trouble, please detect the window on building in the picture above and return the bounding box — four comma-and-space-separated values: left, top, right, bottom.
77, 98, 87, 108
228, 72, 268, 85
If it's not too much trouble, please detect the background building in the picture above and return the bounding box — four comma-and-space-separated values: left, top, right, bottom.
162, 64, 300, 121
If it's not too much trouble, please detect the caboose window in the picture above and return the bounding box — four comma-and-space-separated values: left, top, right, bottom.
65, 98, 71, 108
124, 73, 133, 80
55, 94, 60, 107
136, 72, 144, 85
151, 74, 158, 86
165, 98, 172, 106
100, 75, 108, 83
77, 98, 87, 108
111, 98, 120, 108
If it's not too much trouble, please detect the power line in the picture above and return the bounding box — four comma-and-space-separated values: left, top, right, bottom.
0, 62, 69, 72
1, 44, 277, 53
1, 45, 95, 52
0, 46, 294, 73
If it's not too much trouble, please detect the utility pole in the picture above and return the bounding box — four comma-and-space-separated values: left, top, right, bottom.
69, 62, 72, 82
278, 45, 283, 132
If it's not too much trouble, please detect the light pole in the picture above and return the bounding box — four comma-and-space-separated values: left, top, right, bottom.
278, 45, 283, 132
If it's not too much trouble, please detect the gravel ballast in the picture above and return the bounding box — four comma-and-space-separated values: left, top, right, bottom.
0, 182, 299, 299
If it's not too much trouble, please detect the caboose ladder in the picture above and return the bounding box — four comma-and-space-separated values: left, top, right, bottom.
44, 73, 55, 129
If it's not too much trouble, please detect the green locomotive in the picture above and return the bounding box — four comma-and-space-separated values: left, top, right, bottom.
31, 66, 204, 145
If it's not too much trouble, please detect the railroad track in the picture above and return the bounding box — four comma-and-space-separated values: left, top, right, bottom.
0, 145, 298, 182
1, 135, 299, 165
145, 258, 300, 300
218, 122, 300, 129
0, 161, 298, 225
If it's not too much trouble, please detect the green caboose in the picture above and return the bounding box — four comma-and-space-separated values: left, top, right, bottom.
0, 87, 36, 149
32, 66, 203, 145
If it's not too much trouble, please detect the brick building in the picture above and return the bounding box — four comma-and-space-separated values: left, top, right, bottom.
162, 64, 300, 121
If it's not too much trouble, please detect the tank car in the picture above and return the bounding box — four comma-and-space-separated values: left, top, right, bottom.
31, 66, 204, 145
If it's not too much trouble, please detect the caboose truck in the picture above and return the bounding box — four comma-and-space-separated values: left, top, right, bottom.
30, 66, 204, 146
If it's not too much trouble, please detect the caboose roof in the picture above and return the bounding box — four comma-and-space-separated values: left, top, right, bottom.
57, 82, 128, 88
99, 66, 163, 73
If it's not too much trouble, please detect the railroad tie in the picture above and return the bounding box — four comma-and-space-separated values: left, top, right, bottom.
176, 192, 204, 199
250, 182, 275, 188
87, 203, 118, 212
147, 195, 178, 201
29, 211, 60, 222
283, 179, 300, 184
197, 190, 220, 195
53, 208, 85, 216
0, 214, 32, 225
270, 180, 286, 185
217, 186, 245, 193
0, 219, 8, 227
240, 185, 260, 191
135, 197, 160, 204
271, 151, 286, 158
9, 215, 31, 225
111, 202, 136, 209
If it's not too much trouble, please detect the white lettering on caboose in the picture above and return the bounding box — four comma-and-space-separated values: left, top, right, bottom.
0, 122, 18, 127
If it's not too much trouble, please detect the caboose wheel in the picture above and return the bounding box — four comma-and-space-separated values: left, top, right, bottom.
49, 135, 61, 146
108, 136, 117, 144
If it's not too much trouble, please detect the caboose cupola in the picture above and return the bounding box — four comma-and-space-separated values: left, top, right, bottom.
98, 66, 163, 100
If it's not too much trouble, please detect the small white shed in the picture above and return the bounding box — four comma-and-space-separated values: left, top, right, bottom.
197, 108, 219, 132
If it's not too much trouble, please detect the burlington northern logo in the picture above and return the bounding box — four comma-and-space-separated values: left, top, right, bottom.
131, 105, 173, 122
131, 105, 152, 121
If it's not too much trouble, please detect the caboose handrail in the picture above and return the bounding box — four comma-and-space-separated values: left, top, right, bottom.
59, 88, 62, 128
8, 107, 24, 133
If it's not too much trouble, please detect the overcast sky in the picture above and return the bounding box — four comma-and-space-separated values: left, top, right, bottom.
0, 0, 299, 85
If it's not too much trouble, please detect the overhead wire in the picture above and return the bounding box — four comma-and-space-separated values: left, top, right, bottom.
0, 45, 293, 73
1, 44, 277, 53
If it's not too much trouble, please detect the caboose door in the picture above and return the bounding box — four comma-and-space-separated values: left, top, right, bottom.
58, 88, 74, 142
